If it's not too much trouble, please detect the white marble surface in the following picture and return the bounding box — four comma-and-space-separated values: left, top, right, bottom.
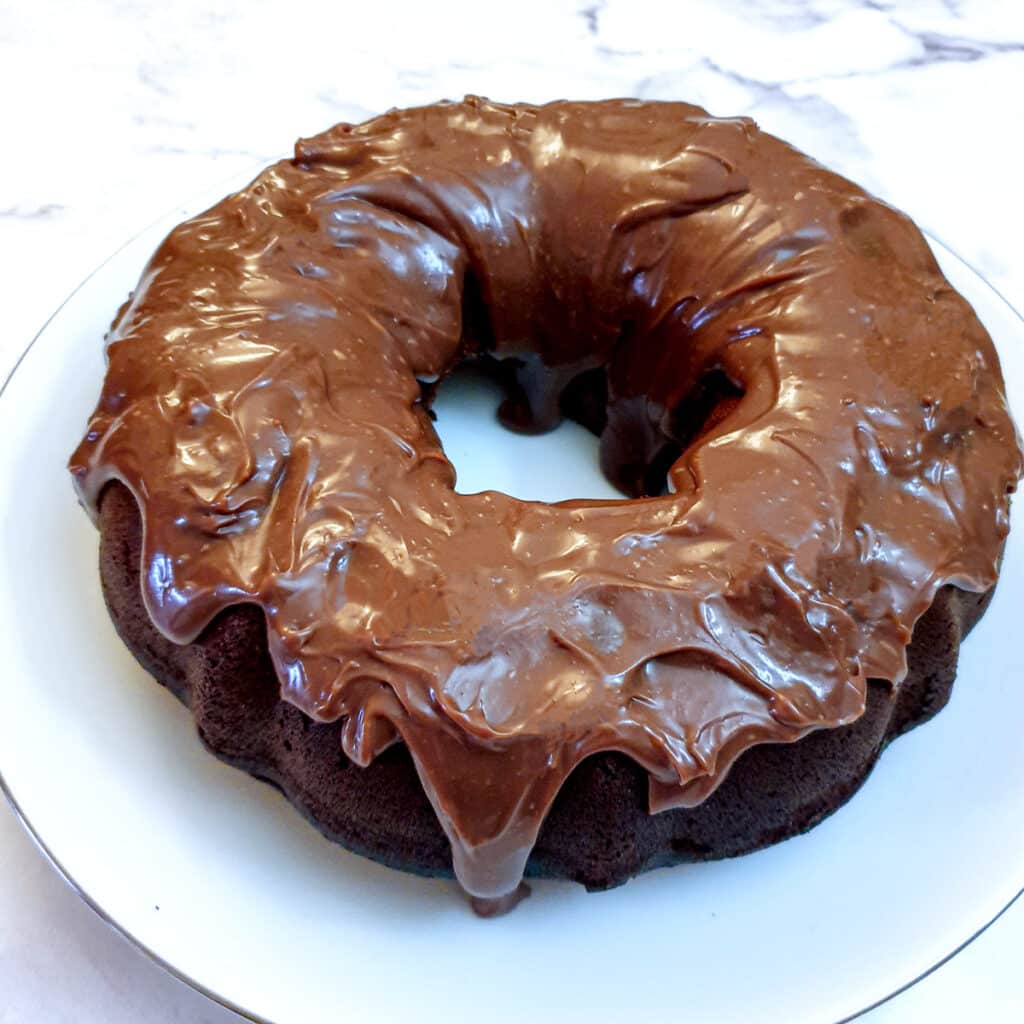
1, 0, 1022, 1020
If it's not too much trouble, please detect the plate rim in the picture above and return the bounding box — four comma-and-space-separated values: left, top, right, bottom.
2, 208, 1022, 1024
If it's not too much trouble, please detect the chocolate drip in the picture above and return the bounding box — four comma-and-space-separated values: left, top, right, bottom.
470, 882, 532, 918
70, 98, 1020, 900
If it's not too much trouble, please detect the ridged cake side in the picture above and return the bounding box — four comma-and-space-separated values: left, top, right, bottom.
98, 482, 991, 891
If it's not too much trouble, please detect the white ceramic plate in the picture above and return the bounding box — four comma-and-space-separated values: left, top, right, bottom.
1, 177, 1022, 1024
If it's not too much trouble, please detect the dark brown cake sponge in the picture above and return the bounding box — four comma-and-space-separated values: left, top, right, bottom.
97, 481, 990, 892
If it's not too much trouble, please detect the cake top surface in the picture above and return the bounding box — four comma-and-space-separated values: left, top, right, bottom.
70, 98, 1020, 898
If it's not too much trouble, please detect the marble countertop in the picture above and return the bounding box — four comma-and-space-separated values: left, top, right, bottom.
1, 0, 1022, 1019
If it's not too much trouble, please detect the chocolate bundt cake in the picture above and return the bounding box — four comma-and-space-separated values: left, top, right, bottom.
71, 98, 1020, 911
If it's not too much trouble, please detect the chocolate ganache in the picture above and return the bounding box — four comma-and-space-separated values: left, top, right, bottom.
70, 98, 1020, 901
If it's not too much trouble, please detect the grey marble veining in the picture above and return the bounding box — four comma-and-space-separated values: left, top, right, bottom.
2, 0, 1021, 312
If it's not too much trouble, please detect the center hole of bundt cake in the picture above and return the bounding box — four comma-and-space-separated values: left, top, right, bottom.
428, 359, 745, 502
426, 273, 746, 501
430, 362, 621, 502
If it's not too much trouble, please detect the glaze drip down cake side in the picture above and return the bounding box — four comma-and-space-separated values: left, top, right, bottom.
70, 98, 1021, 912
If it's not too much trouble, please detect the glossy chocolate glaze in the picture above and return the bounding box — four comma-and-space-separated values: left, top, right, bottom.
70, 98, 1020, 899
